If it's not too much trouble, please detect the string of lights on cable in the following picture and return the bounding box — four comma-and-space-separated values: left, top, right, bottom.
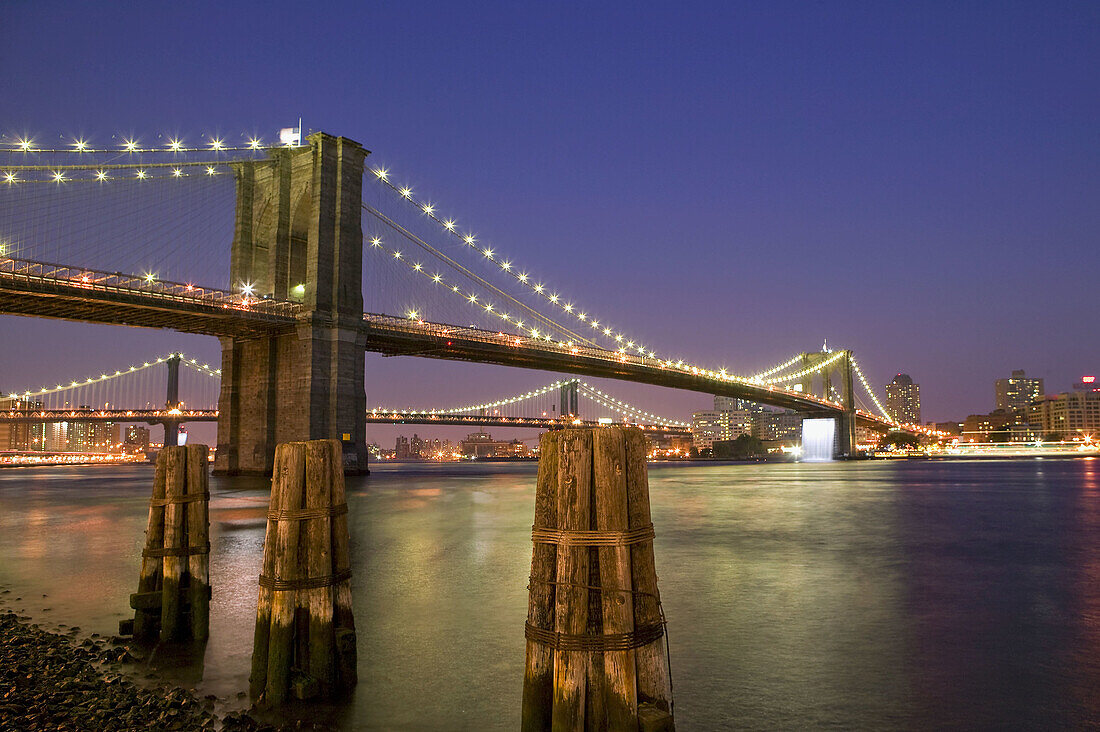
6, 352, 219, 400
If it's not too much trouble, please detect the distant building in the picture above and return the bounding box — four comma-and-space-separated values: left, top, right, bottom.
713, 396, 758, 413
124, 425, 150, 452
0, 396, 45, 451
751, 410, 802, 442
995, 370, 1044, 414
460, 431, 525, 458
394, 435, 410, 459
67, 414, 119, 453
885, 374, 921, 425
1029, 380, 1100, 438
691, 409, 753, 450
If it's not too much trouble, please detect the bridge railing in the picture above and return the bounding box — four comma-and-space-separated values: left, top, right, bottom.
0, 256, 302, 320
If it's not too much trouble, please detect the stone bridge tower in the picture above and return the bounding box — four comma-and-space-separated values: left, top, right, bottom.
214, 133, 369, 475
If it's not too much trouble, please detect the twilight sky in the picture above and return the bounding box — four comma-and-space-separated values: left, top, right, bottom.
2, 1, 1098, 445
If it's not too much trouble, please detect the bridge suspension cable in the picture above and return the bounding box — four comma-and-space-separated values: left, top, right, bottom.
371, 378, 686, 427
6, 352, 220, 402
0, 133, 296, 155
365, 166, 838, 385
367, 166, 656, 354
363, 204, 596, 347
848, 357, 895, 423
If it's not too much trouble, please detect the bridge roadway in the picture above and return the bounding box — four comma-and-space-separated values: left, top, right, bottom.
0, 255, 895, 433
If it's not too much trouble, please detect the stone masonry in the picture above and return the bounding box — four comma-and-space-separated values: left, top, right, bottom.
214, 133, 369, 475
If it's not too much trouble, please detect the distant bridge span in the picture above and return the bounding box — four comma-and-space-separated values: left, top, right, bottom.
0, 407, 689, 436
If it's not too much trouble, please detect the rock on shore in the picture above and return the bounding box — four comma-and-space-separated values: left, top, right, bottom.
0, 610, 300, 731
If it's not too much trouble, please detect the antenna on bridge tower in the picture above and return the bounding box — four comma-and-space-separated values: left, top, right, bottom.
822, 338, 829, 352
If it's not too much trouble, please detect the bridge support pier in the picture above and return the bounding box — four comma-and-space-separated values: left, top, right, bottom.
213, 133, 369, 476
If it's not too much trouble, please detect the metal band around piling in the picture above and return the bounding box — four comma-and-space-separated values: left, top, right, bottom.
258, 569, 352, 592
149, 492, 210, 506
531, 523, 655, 547
266, 503, 349, 522
524, 620, 665, 651
143, 543, 210, 558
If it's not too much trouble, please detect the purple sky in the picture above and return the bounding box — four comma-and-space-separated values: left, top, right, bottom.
3, 1, 1098, 446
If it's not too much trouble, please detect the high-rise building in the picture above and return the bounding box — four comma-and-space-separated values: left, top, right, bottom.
995, 369, 1044, 414
691, 409, 753, 450
751, 410, 802, 441
124, 425, 150, 452
885, 374, 921, 425
1029, 379, 1100, 438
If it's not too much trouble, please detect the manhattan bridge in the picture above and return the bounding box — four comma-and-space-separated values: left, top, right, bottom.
0, 130, 924, 473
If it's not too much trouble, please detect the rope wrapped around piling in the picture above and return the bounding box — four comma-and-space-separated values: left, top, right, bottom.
531, 523, 654, 547
258, 569, 352, 592
524, 620, 665, 651
142, 542, 210, 557
149, 492, 210, 506
267, 503, 348, 522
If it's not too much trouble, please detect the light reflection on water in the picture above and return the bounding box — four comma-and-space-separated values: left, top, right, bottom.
1, 458, 1098, 729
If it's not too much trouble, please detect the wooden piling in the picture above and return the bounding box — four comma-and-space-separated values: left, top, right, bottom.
124, 445, 211, 644
330, 442, 357, 691
594, 429, 637, 730
304, 440, 336, 694
522, 431, 560, 731
523, 427, 675, 731
186, 444, 210, 640
251, 439, 357, 707
132, 456, 167, 640
160, 447, 186, 642
266, 443, 305, 706
552, 430, 592, 731
624, 429, 673, 715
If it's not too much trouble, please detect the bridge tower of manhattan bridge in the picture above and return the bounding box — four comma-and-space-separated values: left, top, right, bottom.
797, 349, 858, 457
214, 133, 369, 475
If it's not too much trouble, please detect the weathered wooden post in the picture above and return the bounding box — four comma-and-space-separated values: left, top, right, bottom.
250, 439, 356, 706
522, 426, 675, 732
121, 444, 211, 643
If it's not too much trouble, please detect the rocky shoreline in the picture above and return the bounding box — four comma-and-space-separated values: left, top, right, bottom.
0, 609, 314, 731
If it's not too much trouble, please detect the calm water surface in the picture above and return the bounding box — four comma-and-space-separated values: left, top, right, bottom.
1, 458, 1098, 730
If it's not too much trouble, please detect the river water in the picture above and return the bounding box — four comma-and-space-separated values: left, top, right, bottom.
1, 458, 1098, 730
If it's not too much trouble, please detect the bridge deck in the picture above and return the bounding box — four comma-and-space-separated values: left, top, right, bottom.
0, 256, 897, 433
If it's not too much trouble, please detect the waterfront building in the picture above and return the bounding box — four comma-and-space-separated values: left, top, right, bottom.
885, 374, 921, 424
459, 431, 525, 458
714, 395, 758, 412
751, 410, 802, 441
691, 411, 723, 451
995, 369, 1044, 414
691, 409, 753, 450
124, 425, 150, 453
962, 410, 1012, 442
1028, 380, 1100, 439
